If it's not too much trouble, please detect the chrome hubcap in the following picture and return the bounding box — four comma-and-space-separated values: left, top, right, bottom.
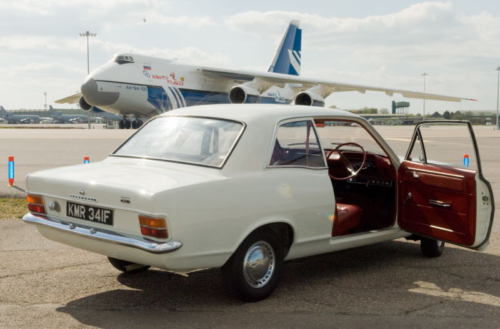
243, 241, 276, 288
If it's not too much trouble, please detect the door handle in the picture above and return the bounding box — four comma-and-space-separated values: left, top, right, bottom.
429, 199, 451, 208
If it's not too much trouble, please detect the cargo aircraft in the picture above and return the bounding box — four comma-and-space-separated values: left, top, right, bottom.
56, 21, 473, 129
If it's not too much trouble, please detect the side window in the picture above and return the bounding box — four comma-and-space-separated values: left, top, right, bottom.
314, 119, 387, 156
406, 123, 478, 171
270, 120, 325, 168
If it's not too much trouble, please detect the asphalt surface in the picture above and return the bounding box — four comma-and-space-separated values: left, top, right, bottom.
1, 125, 500, 328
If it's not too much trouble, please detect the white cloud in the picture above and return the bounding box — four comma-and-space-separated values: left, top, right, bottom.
0, 1, 499, 111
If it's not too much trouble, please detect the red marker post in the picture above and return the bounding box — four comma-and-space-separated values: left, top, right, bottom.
83, 156, 90, 164
8, 156, 14, 186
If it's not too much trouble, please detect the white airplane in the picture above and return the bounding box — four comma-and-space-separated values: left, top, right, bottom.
56, 20, 474, 129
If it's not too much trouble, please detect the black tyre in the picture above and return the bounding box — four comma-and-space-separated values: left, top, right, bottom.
420, 238, 445, 258
108, 257, 150, 273
131, 119, 140, 129
222, 230, 284, 302
124, 119, 131, 129
118, 120, 125, 129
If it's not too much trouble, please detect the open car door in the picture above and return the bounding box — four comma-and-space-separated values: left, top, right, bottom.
398, 121, 494, 249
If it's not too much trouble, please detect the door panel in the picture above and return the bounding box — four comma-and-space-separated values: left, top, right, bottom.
399, 161, 476, 245
398, 121, 494, 249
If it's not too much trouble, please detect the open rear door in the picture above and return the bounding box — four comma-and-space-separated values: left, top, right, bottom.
398, 121, 494, 249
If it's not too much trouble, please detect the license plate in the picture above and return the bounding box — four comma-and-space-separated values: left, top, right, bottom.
66, 202, 114, 226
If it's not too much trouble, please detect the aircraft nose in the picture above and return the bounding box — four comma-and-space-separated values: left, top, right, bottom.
81, 79, 119, 106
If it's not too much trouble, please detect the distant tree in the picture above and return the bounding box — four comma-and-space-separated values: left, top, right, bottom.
379, 108, 389, 114
451, 111, 463, 120
349, 107, 378, 114
431, 111, 442, 118
443, 111, 451, 119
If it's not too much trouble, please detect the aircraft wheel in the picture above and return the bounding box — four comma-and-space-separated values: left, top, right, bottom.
124, 119, 131, 129
131, 119, 142, 129
118, 119, 125, 129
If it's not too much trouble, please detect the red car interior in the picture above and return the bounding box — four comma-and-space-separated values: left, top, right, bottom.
398, 161, 477, 245
329, 151, 397, 236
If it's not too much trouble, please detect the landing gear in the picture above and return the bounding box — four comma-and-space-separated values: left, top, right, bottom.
131, 119, 143, 129
119, 119, 130, 129
119, 118, 142, 129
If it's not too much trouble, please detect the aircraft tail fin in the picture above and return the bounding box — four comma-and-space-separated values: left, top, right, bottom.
0, 106, 6, 115
268, 20, 302, 76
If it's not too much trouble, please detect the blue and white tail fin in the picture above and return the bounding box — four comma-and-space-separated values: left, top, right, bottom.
268, 20, 302, 76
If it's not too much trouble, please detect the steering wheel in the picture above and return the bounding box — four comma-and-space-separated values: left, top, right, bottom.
326, 142, 367, 181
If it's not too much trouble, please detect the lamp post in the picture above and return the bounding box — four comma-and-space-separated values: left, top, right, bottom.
496, 67, 500, 130
80, 31, 96, 129
43, 91, 47, 110
80, 31, 96, 75
422, 73, 429, 120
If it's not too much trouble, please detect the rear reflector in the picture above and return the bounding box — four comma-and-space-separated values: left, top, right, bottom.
138, 215, 168, 239
26, 194, 47, 218
140, 226, 168, 239
28, 203, 46, 214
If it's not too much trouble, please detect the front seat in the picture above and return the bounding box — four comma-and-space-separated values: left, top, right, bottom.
332, 203, 363, 236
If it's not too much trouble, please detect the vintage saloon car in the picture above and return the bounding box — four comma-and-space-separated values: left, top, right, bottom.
24, 104, 494, 301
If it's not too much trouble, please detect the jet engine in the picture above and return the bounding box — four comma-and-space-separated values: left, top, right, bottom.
228, 85, 261, 104
294, 90, 325, 107
79, 97, 92, 111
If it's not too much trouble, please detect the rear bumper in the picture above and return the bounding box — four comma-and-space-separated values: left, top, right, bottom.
23, 213, 182, 254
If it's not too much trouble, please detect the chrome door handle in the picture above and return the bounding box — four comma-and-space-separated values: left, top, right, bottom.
429, 199, 451, 208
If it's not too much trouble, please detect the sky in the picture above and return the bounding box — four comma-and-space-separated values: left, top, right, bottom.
1, 0, 500, 114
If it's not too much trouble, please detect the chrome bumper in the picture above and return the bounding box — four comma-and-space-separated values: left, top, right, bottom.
23, 213, 182, 254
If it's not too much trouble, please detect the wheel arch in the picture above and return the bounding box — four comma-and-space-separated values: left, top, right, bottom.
224, 219, 295, 266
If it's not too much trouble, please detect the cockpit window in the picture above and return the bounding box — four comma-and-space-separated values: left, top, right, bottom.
115, 55, 134, 64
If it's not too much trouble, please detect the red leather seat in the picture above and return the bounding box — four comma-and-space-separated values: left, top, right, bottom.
332, 203, 363, 236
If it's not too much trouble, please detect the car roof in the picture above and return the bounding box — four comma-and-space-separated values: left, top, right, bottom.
160, 104, 361, 124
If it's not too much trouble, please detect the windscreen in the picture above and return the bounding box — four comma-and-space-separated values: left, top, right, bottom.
113, 116, 244, 168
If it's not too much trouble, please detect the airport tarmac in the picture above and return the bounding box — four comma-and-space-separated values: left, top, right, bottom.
0, 128, 134, 197
1, 124, 500, 328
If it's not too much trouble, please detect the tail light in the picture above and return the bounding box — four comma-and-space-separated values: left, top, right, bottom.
138, 215, 168, 239
26, 194, 47, 218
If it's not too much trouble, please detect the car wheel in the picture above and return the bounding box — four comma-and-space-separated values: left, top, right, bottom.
222, 230, 284, 302
107, 257, 150, 273
420, 238, 445, 258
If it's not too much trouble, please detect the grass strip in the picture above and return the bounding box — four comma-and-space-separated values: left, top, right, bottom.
0, 198, 27, 219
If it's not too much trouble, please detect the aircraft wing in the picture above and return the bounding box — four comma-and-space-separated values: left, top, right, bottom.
199, 67, 475, 102
55, 93, 81, 104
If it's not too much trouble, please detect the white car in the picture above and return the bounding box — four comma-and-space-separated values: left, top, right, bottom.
24, 104, 494, 301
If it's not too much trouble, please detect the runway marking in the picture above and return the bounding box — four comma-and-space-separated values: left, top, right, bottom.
409, 281, 500, 307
